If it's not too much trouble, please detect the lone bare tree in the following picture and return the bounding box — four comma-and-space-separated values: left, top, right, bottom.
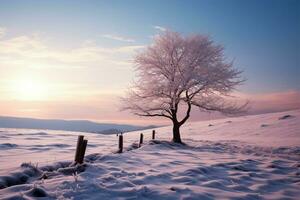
122, 31, 247, 143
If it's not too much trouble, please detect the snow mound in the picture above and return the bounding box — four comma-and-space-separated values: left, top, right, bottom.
278, 114, 295, 120
0, 143, 18, 150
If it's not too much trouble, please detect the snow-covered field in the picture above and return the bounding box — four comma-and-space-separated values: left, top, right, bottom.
0, 110, 299, 199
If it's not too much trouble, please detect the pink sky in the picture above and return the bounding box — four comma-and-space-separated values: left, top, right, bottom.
0, 90, 299, 126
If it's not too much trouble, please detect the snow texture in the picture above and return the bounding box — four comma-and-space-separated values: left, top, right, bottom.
0, 110, 299, 199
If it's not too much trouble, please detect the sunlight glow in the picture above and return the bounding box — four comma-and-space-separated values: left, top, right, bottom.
11, 78, 48, 101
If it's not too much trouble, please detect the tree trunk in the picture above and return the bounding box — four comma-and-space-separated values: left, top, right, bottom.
172, 122, 182, 143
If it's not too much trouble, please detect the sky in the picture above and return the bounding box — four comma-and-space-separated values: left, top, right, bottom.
0, 0, 299, 125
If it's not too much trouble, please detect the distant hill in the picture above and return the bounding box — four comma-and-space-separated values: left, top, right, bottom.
0, 116, 157, 134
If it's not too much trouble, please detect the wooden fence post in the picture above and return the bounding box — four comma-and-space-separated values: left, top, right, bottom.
118, 134, 123, 153
152, 130, 155, 140
74, 135, 88, 164
139, 133, 143, 147
75, 135, 84, 163
78, 139, 88, 164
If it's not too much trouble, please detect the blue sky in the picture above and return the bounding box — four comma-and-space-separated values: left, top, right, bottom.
1, 0, 299, 92
0, 0, 299, 124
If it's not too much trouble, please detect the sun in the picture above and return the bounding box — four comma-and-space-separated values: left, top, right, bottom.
11, 78, 48, 101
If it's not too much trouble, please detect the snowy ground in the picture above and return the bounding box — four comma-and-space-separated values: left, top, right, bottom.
0, 110, 299, 199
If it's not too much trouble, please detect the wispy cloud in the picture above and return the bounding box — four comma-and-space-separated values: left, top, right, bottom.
0, 33, 143, 68
153, 25, 166, 32
101, 34, 135, 42
0, 27, 7, 38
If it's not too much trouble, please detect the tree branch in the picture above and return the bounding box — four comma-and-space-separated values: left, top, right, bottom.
134, 112, 173, 120
179, 91, 192, 126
